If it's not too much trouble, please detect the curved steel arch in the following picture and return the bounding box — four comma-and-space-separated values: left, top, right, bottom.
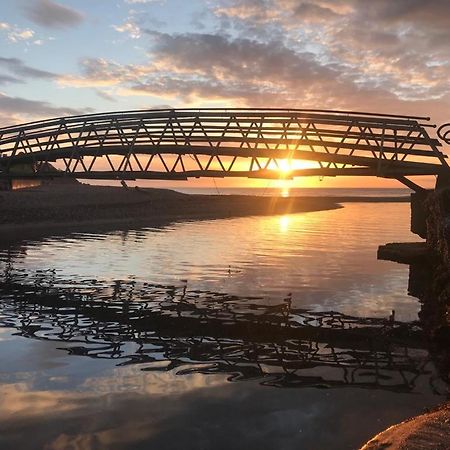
0, 108, 448, 190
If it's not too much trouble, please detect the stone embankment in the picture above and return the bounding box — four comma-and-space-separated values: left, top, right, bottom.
421, 189, 450, 359
364, 189, 450, 449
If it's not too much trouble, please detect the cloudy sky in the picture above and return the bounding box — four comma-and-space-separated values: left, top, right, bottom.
1, 0, 449, 187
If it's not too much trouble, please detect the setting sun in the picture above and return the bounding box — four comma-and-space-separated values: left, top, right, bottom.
270, 157, 319, 177
278, 159, 293, 175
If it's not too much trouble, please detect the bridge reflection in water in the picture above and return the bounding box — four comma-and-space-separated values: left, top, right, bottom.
0, 266, 444, 394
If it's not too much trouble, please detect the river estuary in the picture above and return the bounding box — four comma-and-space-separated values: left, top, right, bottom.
0, 196, 448, 450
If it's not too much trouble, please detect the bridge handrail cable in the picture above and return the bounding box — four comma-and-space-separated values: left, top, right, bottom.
0, 108, 433, 137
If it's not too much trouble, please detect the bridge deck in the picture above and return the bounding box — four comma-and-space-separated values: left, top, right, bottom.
0, 108, 448, 189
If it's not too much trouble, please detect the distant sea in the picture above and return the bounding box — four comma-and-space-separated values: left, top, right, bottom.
174, 187, 412, 197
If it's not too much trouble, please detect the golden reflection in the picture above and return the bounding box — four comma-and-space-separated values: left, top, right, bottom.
0, 383, 82, 419
281, 187, 290, 197
279, 215, 290, 233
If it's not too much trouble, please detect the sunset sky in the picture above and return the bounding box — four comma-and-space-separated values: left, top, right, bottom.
1, 0, 449, 188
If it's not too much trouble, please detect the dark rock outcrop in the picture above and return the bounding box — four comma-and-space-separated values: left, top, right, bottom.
426, 189, 450, 266
377, 242, 430, 265
379, 189, 450, 362
421, 189, 450, 378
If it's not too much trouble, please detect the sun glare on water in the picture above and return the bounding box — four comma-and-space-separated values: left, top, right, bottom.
279, 215, 290, 232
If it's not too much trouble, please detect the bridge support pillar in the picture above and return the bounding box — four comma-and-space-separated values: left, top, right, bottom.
411, 190, 432, 239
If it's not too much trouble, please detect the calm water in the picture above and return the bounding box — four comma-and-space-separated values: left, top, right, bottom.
0, 198, 448, 450
176, 187, 411, 197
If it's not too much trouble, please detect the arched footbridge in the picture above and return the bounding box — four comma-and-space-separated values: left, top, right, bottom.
1, 108, 450, 191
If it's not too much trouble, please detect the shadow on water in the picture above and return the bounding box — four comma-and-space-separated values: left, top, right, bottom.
0, 262, 446, 395
406, 261, 450, 387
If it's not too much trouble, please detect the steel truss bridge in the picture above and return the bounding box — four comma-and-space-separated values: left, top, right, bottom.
1, 108, 450, 191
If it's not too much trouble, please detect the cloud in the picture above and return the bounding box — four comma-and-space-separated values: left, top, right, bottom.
346, 0, 450, 28
289, 1, 341, 21
23, 0, 84, 29
52, 0, 450, 128
54, 35, 364, 117
211, 0, 450, 102
146, 31, 337, 85
0, 93, 88, 116
58, 57, 141, 87
0, 21, 36, 43
95, 89, 117, 102
0, 93, 93, 127
125, 0, 165, 3
57, 32, 345, 105
55, 26, 449, 123
0, 74, 24, 85
113, 20, 142, 39
113, 9, 166, 40
0, 57, 57, 80
215, 0, 340, 24
214, 0, 278, 22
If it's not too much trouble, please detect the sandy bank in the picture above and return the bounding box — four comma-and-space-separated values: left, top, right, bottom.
0, 184, 342, 242
360, 403, 450, 449
0, 184, 410, 242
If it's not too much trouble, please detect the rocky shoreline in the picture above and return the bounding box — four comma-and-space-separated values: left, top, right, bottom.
361, 403, 450, 450
362, 190, 450, 449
